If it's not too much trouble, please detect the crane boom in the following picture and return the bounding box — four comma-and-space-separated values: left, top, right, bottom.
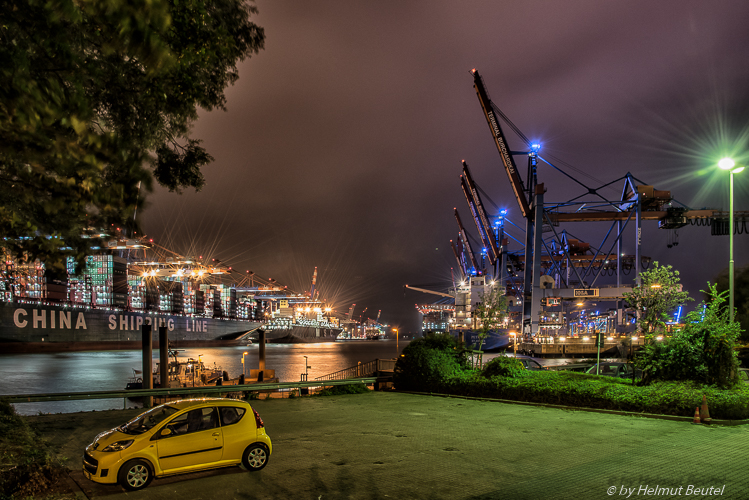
450, 239, 467, 276
309, 267, 317, 298
472, 68, 531, 219
404, 285, 453, 298
462, 160, 501, 264
454, 209, 481, 274
460, 175, 492, 263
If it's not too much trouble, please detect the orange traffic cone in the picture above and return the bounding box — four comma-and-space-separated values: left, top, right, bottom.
692, 406, 701, 424
700, 395, 712, 424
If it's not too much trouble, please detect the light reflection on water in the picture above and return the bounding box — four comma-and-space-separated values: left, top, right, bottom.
1, 340, 408, 415
1, 341, 605, 416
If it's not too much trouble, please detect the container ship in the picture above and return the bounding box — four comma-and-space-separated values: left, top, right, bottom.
0, 238, 341, 352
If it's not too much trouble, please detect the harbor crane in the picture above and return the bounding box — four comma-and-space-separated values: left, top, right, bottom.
454, 209, 481, 275
469, 67, 747, 336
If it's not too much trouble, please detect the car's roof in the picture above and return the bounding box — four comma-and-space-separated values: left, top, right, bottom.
166, 398, 251, 411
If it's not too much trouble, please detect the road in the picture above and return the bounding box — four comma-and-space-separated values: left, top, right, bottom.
26, 392, 749, 499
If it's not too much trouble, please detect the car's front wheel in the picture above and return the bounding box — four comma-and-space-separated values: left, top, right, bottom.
118, 459, 153, 491
242, 443, 269, 471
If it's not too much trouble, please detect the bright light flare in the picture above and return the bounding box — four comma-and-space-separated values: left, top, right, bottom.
719, 157, 745, 174
719, 158, 735, 170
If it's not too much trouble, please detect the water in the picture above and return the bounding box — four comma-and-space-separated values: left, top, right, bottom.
0, 340, 408, 415
1, 341, 600, 416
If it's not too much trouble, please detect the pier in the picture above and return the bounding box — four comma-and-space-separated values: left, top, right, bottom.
517, 336, 645, 358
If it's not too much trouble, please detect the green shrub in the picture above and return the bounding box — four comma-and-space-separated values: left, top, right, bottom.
394, 334, 468, 392
314, 383, 370, 396
481, 356, 526, 379
0, 399, 67, 499
392, 331, 749, 419
438, 370, 749, 419
636, 284, 742, 388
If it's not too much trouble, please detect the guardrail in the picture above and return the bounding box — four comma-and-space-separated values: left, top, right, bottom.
315, 358, 396, 381
2, 378, 378, 405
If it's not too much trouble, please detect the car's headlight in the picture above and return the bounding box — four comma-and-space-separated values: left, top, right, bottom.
101, 440, 134, 452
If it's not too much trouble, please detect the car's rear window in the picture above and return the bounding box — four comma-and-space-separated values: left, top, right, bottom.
219, 407, 246, 426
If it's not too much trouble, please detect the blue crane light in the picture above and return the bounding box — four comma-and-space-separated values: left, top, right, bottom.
530, 143, 542, 153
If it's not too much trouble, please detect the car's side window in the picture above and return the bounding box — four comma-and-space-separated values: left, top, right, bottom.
219, 407, 246, 426
199, 407, 219, 430
164, 408, 218, 436
165, 411, 192, 436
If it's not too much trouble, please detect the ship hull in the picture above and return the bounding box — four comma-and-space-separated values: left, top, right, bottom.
450, 329, 512, 351
0, 301, 261, 353
261, 326, 341, 343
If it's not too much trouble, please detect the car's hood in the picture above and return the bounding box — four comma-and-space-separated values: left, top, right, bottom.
89, 428, 134, 451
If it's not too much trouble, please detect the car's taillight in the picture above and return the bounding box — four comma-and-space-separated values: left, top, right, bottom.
252, 407, 264, 429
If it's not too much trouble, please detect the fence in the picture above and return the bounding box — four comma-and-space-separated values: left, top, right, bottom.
2, 378, 378, 407
315, 358, 396, 381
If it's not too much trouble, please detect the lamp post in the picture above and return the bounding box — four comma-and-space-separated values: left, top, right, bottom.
718, 158, 745, 323
303, 355, 310, 381
241, 351, 248, 376
510, 332, 517, 355
393, 328, 399, 354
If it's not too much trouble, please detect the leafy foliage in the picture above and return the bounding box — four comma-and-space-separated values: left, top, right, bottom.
636, 284, 742, 388
0, 399, 68, 499
481, 356, 527, 379
0, 0, 264, 270
393, 337, 749, 419
313, 383, 371, 397
623, 261, 692, 334
393, 334, 470, 392
472, 286, 508, 350
713, 264, 749, 341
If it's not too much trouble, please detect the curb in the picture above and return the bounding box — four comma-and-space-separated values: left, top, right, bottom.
66, 472, 90, 500
395, 390, 749, 426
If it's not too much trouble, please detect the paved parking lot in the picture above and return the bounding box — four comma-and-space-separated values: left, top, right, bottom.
26, 392, 749, 499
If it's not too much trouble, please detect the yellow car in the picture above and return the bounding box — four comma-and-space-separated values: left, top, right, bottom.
82, 398, 272, 491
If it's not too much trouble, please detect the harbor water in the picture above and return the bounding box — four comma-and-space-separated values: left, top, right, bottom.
1, 340, 411, 415
1, 340, 584, 416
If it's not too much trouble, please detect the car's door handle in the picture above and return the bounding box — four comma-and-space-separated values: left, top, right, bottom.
212, 432, 220, 437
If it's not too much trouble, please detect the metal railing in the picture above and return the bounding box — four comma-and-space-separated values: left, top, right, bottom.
315, 358, 396, 381
2, 378, 377, 405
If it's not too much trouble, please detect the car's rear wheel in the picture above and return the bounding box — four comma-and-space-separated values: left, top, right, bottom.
118, 459, 153, 491
242, 443, 269, 471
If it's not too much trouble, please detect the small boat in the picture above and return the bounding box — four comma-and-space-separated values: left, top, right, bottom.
126, 350, 225, 390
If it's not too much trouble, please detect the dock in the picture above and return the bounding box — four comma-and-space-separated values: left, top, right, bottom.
517, 336, 645, 357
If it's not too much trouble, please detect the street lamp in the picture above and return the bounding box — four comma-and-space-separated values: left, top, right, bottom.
302, 355, 311, 382
241, 351, 248, 376
393, 328, 399, 354
718, 158, 745, 322
510, 332, 517, 355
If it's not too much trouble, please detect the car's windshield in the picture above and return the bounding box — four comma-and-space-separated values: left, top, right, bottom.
119, 405, 179, 435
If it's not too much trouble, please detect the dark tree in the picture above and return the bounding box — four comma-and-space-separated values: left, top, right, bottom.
713, 264, 749, 340
0, 0, 264, 270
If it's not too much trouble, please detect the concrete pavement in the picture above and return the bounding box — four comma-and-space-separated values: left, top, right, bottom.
26, 392, 749, 499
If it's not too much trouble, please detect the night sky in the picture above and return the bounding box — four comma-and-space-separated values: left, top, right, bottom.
142, 1, 749, 333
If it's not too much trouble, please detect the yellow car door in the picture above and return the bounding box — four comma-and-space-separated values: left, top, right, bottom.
156, 407, 223, 473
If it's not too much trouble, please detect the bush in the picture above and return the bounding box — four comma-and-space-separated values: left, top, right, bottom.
391, 335, 749, 419
0, 399, 68, 499
393, 334, 469, 392
439, 371, 749, 419
636, 284, 742, 388
314, 383, 370, 396
481, 356, 526, 379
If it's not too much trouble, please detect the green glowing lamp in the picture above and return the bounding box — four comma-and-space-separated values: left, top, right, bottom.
718, 157, 745, 174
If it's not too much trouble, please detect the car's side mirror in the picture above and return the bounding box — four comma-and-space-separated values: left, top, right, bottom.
160, 428, 172, 437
